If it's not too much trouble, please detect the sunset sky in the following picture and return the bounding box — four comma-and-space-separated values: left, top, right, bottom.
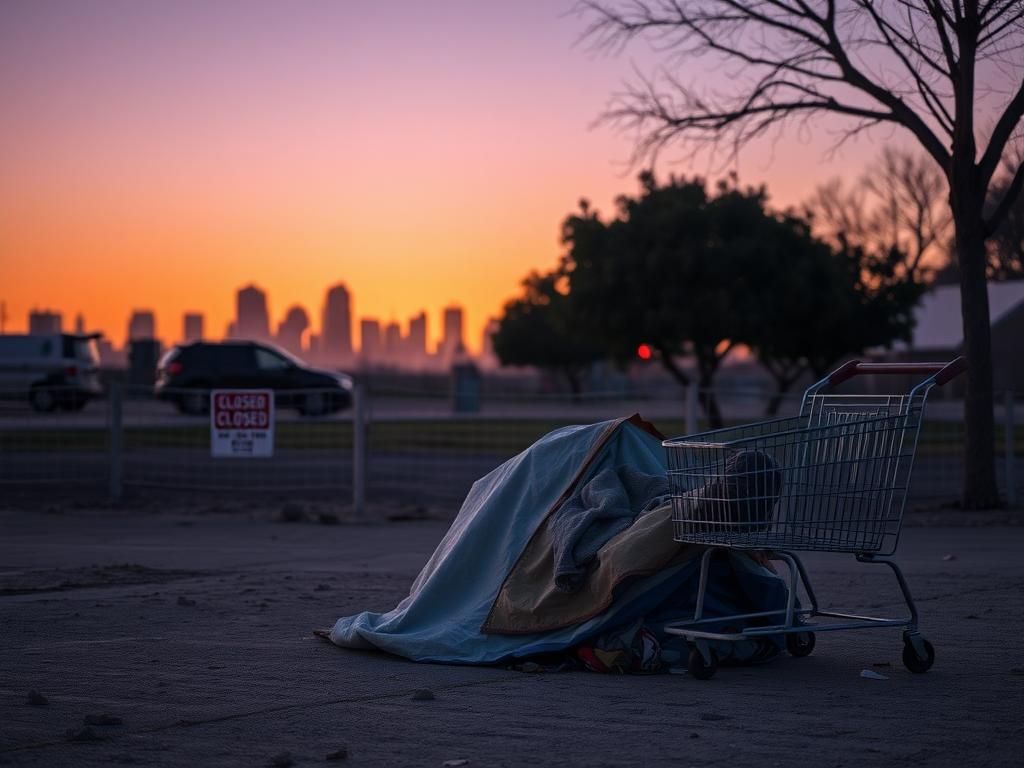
0, 0, 890, 353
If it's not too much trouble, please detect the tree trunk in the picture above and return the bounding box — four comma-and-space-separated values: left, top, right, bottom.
953, 203, 1000, 509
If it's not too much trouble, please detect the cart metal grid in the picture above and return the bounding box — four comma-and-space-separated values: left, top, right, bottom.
662, 358, 967, 679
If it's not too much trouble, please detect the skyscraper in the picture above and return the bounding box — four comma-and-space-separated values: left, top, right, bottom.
235, 284, 270, 341
480, 317, 501, 369
321, 283, 353, 365
383, 321, 401, 365
360, 319, 382, 366
407, 311, 427, 364
127, 310, 156, 340
276, 306, 309, 357
183, 313, 204, 343
28, 309, 62, 335
439, 304, 465, 363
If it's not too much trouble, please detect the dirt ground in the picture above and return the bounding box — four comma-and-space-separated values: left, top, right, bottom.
1, 505, 1022, 767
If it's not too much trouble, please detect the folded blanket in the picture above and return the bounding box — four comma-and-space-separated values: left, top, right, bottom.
550, 465, 670, 592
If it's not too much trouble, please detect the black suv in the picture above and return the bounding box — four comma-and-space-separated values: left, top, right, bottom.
155, 341, 353, 416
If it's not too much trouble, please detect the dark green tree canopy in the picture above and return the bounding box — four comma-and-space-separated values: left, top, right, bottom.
560, 173, 922, 422
492, 270, 605, 395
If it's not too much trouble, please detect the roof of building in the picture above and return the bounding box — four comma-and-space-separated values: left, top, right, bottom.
903, 280, 1024, 351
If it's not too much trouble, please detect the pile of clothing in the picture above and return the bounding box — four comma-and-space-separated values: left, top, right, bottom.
326, 416, 786, 671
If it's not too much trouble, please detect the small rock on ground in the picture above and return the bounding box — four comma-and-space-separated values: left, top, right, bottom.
26, 690, 48, 706
268, 751, 294, 768
325, 747, 349, 760
176, 596, 196, 607
411, 688, 435, 701
280, 504, 305, 522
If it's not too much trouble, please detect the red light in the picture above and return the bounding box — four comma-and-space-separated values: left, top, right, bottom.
637, 344, 652, 361
64, 365, 78, 376
166, 362, 183, 375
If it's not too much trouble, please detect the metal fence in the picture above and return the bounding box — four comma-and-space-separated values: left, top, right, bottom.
1, 382, 1020, 514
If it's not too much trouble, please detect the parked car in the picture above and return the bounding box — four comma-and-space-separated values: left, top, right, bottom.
0, 333, 103, 412
155, 341, 353, 416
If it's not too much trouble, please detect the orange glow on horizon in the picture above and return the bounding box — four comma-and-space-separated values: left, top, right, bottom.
0, 0, 894, 356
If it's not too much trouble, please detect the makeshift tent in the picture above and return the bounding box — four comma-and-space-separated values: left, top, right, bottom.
328, 416, 787, 664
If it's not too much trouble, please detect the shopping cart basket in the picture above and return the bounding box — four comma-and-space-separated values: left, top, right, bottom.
662, 358, 967, 679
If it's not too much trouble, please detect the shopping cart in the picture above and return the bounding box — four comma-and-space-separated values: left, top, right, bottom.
662, 358, 967, 679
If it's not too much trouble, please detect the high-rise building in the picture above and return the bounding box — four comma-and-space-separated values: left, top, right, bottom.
127, 310, 156, 340
276, 306, 310, 357
439, 304, 465, 363
74, 313, 86, 335
383, 321, 401, 364
360, 319, 382, 366
321, 283, 353, 364
407, 311, 427, 363
28, 310, 62, 335
183, 313, 204, 343
235, 284, 270, 341
480, 317, 501, 369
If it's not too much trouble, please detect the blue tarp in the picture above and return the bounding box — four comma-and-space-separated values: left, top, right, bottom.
329, 417, 786, 664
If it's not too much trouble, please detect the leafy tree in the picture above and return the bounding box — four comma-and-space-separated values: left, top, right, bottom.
492, 271, 605, 396
579, 0, 1024, 507
562, 173, 756, 426
752, 236, 924, 414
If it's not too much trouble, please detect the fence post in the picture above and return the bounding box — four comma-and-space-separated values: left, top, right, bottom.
1005, 391, 1017, 508
352, 381, 367, 518
684, 383, 699, 436
108, 382, 123, 502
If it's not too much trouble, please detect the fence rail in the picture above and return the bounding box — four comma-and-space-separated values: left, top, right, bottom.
1, 383, 1020, 513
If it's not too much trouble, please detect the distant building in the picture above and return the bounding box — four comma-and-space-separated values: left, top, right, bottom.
439, 304, 466, 363
321, 283, 353, 364
360, 319, 382, 366
235, 284, 270, 341
479, 317, 501, 370
97, 338, 125, 367
276, 305, 310, 357
183, 313, 204, 343
383, 321, 402, 365
28, 309, 62, 335
407, 311, 428, 364
74, 313, 86, 335
307, 333, 320, 360
886, 281, 1024, 394
127, 310, 156, 341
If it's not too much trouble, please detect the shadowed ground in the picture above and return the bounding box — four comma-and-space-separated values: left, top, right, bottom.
1, 507, 1022, 767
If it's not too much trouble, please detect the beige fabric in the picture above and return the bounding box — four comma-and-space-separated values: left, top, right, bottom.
483, 501, 699, 635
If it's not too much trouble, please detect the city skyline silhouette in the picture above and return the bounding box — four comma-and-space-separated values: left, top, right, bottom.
1, 1, 887, 361
18, 280, 493, 370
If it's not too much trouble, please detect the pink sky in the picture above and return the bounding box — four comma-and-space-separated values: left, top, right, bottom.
0, 0, 889, 352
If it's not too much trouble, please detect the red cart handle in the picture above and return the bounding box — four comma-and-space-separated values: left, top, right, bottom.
827, 357, 967, 387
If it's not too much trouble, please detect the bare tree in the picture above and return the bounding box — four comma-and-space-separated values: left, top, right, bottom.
809, 147, 951, 281
580, 0, 1024, 508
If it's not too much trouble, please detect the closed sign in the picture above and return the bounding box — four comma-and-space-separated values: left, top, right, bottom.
211, 390, 274, 458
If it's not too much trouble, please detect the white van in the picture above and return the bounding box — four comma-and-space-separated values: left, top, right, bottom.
0, 334, 103, 411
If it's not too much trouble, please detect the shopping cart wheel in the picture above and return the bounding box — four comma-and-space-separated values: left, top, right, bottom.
902, 638, 935, 673
687, 647, 719, 680
786, 631, 816, 658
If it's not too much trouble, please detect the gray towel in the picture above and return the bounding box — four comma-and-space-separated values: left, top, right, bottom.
551, 465, 670, 593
